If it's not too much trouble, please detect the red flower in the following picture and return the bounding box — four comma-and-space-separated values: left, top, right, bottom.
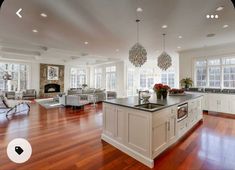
153, 83, 171, 92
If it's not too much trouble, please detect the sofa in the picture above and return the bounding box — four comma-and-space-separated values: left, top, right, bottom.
59, 95, 89, 107
107, 91, 117, 100
5, 91, 16, 100
67, 88, 106, 102
22, 89, 37, 100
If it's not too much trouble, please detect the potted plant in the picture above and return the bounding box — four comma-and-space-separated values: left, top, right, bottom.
153, 83, 170, 100
180, 78, 193, 89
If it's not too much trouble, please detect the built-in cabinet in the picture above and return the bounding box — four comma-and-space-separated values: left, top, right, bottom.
102, 97, 203, 168
152, 106, 177, 157
188, 92, 235, 114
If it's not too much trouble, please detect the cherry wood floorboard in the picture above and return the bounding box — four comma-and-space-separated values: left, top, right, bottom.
1, 103, 235, 170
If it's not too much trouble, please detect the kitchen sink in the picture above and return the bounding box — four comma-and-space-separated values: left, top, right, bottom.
134, 103, 165, 110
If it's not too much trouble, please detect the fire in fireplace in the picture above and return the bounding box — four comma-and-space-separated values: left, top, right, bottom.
44, 84, 60, 93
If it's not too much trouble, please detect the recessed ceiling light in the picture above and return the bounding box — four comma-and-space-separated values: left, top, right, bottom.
32, 29, 38, 33
206, 15, 210, 19
162, 25, 168, 29
178, 35, 183, 39
206, 33, 216, 37
84, 41, 88, 45
177, 46, 181, 49
40, 13, 47, 18
216, 6, 224, 11
215, 15, 219, 19
136, 7, 143, 12
210, 15, 214, 18
223, 24, 229, 28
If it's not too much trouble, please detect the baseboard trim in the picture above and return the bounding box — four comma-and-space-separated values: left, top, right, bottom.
101, 134, 154, 168
204, 111, 235, 119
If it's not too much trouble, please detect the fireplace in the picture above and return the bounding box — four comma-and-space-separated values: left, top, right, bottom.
44, 84, 60, 93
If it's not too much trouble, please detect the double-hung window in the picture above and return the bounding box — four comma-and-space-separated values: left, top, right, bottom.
140, 69, 154, 89
106, 66, 116, 91
194, 56, 235, 88
161, 67, 175, 88
70, 68, 86, 88
127, 68, 135, 96
208, 59, 221, 88
0, 63, 29, 91
95, 68, 102, 88
223, 58, 235, 88
195, 60, 207, 87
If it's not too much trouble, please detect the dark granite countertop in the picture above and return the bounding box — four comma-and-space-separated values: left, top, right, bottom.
103, 93, 203, 112
185, 88, 235, 95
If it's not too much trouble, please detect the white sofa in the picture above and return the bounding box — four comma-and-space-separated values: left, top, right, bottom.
59, 95, 89, 107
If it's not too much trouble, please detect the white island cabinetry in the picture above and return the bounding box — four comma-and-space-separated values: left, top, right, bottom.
102, 96, 203, 168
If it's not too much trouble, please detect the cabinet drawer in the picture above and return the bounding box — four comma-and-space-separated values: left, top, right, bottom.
177, 118, 188, 137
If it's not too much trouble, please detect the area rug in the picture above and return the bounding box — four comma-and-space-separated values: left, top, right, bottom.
35, 98, 64, 109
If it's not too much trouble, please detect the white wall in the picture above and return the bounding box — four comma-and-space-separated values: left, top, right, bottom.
179, 42, 235, 83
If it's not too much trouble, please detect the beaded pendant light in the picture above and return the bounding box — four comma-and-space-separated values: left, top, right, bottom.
129, 19, 147, 67
158, 34, 172, 70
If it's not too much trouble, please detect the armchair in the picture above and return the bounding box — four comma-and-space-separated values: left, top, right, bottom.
5, 91, 16, 100
22, 89, 37, 100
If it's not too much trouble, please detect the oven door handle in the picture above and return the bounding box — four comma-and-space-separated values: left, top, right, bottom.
177, 114, 188, 122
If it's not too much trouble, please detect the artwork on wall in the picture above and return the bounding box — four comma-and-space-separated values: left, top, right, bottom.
47, 66, 59, 80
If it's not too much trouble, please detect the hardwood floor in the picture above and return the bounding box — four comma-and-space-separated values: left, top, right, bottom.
1, 103, 235, 170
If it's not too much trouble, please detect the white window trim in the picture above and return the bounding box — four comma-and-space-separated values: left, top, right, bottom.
69, 67, 87, 88
193, 56, 235, 89
105, 66, 116, 91
0, 61, 31, 91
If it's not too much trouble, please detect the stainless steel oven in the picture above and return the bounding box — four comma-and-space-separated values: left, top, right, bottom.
177, 103, 188, 122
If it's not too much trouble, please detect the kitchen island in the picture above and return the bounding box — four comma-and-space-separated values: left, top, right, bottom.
101, 94, 203, 168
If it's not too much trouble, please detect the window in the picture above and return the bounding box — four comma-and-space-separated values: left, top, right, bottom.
139, 69, 155, 89
223, 58, 235, 88
95, 68, 102, 88
208, 59, 221, 88
106, 66, 116, 91
161, 68, 175, 88
195, 60, 207, 87
70, 68, 86, 88
0, 63, 29, 91
194, 56, 235, 88
127, 68, 135, 96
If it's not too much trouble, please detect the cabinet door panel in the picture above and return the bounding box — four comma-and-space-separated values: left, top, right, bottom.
208, 94, 218, 112
218, 95, 230, 113
104, 105, 117, 137
127, 111, 150, 156
152, 120, 168, 155
116, 108, 125, 142
152, 110, 170, 156
168, 114, 177, 143
230, 96, 235, 114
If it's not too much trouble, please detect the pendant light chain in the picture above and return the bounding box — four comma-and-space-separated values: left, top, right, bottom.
136, 19, 140, 43
163, 33, 166, 51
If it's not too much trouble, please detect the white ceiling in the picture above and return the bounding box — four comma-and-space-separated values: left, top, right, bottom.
0, 0, 235, 63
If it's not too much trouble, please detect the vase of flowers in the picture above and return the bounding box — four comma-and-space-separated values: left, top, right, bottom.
153, 83, 170, 100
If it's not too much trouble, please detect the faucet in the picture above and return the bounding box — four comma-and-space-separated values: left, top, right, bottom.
138, 90, 150, 105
